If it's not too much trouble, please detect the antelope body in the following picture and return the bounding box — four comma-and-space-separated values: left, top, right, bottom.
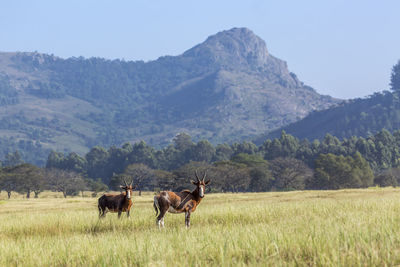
98, 180, 135, 218
153, 171, 210, 228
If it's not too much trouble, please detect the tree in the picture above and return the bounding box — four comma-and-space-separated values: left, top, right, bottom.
109, 173, 127, 191
189, 140, 216, 163
278, 131, 300, 158
152, 170, 176, 191
351, 152, 374, 187
85, 178, 108, 197
214, 143, 234, 161
0, 169, 19, 199
157, 145, 180, 170
13, 164, 44, 198
264, 139, 282, 160
46, 151, 65, 169
104, 144, 132, 184
374, 172, 397, 187
248, 167, 274, 192
173, 133, 193, 151
3, 151, 24, 167
312, 153, 373, 190
173, 161, 211, 191
390, 60, 400, 92
212, 161, 251, 192
269, 158, 312, 191
64, 152, 87, 174
387, 167, 400, 185
128, 141, 157, 168
232, 141, 258, 155
85, 146, 109, 180
231, 153, 273, 191
45, 168, 85, 198
123, 163, 154, 196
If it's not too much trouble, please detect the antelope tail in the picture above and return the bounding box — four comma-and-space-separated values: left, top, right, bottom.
153, 196, 160, 217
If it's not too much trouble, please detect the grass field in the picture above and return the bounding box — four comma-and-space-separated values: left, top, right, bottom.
1, 188, 400, 266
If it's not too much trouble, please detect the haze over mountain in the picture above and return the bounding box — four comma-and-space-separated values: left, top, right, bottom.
0, 27, 339, 165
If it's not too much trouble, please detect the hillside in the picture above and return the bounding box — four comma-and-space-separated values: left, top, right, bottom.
262, 91, 400, 141
0, 28, 339, 165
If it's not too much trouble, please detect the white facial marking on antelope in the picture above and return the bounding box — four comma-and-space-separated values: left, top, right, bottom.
199, 185, 204, 198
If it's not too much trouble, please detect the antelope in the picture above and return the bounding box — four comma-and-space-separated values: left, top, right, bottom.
98, 179, 136, 218
153, 171, 210, 228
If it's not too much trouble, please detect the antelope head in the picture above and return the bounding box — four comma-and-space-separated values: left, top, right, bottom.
120, 178, 136, 199
191, 170, 211, 198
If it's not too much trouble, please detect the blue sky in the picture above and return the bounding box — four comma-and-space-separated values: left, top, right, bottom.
1, 0, 399, 99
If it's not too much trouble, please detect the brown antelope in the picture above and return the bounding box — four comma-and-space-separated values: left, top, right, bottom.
153, 171, 210, 228
98, 179, 136, 218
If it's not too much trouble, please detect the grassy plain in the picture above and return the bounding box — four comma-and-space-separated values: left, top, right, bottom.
1, 188, 400, 266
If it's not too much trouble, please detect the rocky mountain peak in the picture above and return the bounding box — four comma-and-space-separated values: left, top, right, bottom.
183, 27, 269, 68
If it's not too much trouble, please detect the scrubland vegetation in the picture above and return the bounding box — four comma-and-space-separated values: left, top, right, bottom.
1, 188, 400, 266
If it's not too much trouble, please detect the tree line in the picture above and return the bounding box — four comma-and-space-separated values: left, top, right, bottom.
0, 163, 106, 199
3, 129, 400, 197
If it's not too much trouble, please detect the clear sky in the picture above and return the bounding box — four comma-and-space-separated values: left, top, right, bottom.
1, 0, 399, 99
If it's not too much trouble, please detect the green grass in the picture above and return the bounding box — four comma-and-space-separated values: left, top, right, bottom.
1, 188, 400, 266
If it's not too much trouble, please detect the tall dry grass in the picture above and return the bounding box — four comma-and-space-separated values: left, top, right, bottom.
1, 188, 400, 266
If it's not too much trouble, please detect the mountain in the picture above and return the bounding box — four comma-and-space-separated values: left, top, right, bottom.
0, 27, 339, 165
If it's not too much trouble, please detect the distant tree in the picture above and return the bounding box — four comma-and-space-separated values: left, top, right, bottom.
374, 172, 397, 187
278, 131, 300, 158
104, 144, 132, 183
214, 143, 234, 161
152, 170, 176, 191
173, 161, 211, 191
189, 140, 216, 163
0, 169, 19, 198
109, 173, 127, 191
128, 141, 157, 168
390, 60, 400, 92
351, 152, 374, 187
388, 167, 400, 185
45, 168, 85, 198
64, 152, 87, 174
85, 146, 109, 179
13, 164, 44, 198
212, 161, 251, 192
232, 141, 258, 155
248, 167, 274, 192
3, 151, 23, 167
173, 133, 193, 151
312, 153, 373, 190
123, 163, 154, 196
46, 151, 65, 169
231, 153, 273, 191
157, 145, 180, 170
269, 157, 312, 191
264, 138, 282, 160
85, 178, 108, 197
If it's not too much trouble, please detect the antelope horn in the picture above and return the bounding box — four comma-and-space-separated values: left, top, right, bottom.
202, 171, 207, 181
195, 170, 200, 182
130, 179, 133, 186
123, 178, 128, 186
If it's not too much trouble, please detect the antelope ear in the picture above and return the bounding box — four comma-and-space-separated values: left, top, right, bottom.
191, 180, 197, 185
205, 180, 211, 185
119, 185, 124, 189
